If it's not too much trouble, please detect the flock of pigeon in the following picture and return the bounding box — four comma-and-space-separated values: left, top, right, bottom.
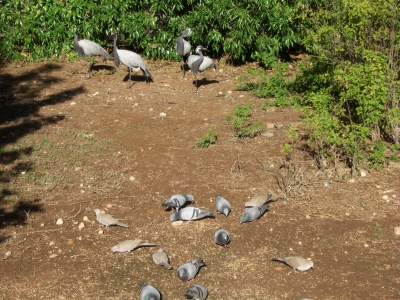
94, 193, 314, 299
73, 27, 217, 93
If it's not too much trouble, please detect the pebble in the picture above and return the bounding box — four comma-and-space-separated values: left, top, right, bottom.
227, 90, 232, 94
274, 123, 284, 129
78, 222, 85, 230
129, 176, 135, 181
49, 254, 58, 258
360, 170, 367, 177
305, 215, 311, 219
394, 227, 400, 235
56, 218, 64, 225
262, 132, 274, 137
159, 112, 166, 117
106, 204, 113, 209
239, 94, 244, 98
49, 241, 55, 246
83, 216, 88, 221
348, 178, 356, 183
382, 195, 389, 200
98, 230, 104, 235
70, 102, 76, 106
4, 251, 11, 259
265, 122, 274, 129
172, 221, 184, 226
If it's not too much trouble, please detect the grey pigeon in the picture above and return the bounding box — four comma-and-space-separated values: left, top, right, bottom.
239, 203, 269, 223
272, 256, 314, 273
152, 248, 172, 270
94, 209, 129, 228
185, 284, 208, 299
162, 194, 194, 211
140, 283, 161, 300
245, 194, 273, 207
170, 207, 214, 222
214, 228, 230, 247
177, 257, 206, 282
111, 240, 155, 253
215, 194, 231, 216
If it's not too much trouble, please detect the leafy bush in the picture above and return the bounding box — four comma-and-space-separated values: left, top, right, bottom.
196, 125, 217, 148
0, 0, 310, 62
226, 103, 263, 138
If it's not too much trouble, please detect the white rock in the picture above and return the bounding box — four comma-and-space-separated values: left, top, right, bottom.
265, 122, 274, 129
98, 229, 104, 235
78, 222, 85, 230
49, 241, 55, 246
106, 203, 113, 208
360, 170, 367, 177
4, 251, 11, 259
172, 220, 184, 226
149, 108, 153, 111
394, 227, 400, 235
129, 176, 135, 181
382, 195, 389, 200
262, 132, 274, 137
392, 194, 397, 198
159, 112, 166, 117
40, 223, 44, 227
227, 90, 232, 94
70, 102, 76, 106
348, 178, 356, 183
305, 215, 311, 219
239, 95, 245, 98
73, 221, 78, 225
49, 254, 58, 258
83, 216, 88, 221
364, 243, 369, 248
219, 69, 223, 73
56, 218, 64, 225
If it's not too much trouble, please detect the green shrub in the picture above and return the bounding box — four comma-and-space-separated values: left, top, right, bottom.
196, 125, 217, 148
226, 103, 263, 138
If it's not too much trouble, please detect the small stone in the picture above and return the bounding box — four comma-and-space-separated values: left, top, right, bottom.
219, 69, 223, 73
219, 91, 223, 95
348, 178, 356, 183
392, 194, 397, 198
227, 90, 232, 94
56, 218, 63, 225
83, 216, 88, 221
67, 240, 74, 245
70, 102, 76, 106
274, 123, 284, 129
360, 170, 367, 177
49, 254, 58, 258
40, 223, 44, 227
364, 243, 369, 248
77, 236, 82, 241
305, 215, 311, 219
265, 122, 274, 129
239, 95, 245, 98
106, 204, 113, 209
129, 176, 135, 181
73, 221, 78, 225
172, 221, 184, 226
262, 132, 274, 137
4, 251, 11, 259
382, 195, 389, 200
49, 241, 55, 246
78, 222, 85, 230
92, 92, 99, 96
149, 108, 153, 111
98, 230, 104, 235
394, 227, 400, 235
159, 112, 166, 117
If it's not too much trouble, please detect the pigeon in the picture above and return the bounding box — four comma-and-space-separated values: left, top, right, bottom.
140, 283, 161, 300
111, 240, 155, 253
170, 207, 214, 222
215, 194, 231, 216
214, 228, 230, 246
152, 248, 172, 270
245, 194, 273, 207
239, 203, 269, 223
185, 284, 208, 299
162, 194, 194, 211
94, 209, 129, 228
272, 256, 314, 273
177, 257, 206, 282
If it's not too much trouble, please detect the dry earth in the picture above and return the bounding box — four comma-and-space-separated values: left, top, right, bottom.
0, 58, 399, 300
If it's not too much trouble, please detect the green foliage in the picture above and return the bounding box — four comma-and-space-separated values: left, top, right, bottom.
367, 142, 387, 169
227, 103, 263, 138
196, 125, 217, 148
0, 0, 310, 62
237, 61, 295, 108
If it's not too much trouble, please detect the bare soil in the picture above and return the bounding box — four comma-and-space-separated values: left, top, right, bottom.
0, 58, 399, 300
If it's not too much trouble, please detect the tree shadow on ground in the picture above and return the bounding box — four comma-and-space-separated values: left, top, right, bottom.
0, 61, 86, 230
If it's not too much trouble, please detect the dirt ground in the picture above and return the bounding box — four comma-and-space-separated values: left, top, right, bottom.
0, 57, 399, 300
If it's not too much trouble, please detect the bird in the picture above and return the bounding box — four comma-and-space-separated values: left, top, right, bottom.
73, 27, 108, 78
184, 284, 208, 299
111, 32, 153, 88
162, 194, 194, 211
170, 207, 215, 222
177, 257, 206, 282
245, 194, 273, 207
214, 228, 230, 247
187, 45, 217, 93
239, 203, 269, 223
272, 256, 314, 273
140, 283, 161, 300
152, 248, 172, 270
111, 240, 155, 253
215, 194, 231, 216
94, 209, 129, 228
175, 28, 192, 78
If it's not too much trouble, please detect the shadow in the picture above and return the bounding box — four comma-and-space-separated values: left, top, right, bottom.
0, 61, 86, 229
91, 64, 116, 73
192, 78, 219, 89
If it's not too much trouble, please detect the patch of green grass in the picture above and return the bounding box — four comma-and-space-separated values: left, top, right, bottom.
226, 103, 263, 138
196, 125, 217, 148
